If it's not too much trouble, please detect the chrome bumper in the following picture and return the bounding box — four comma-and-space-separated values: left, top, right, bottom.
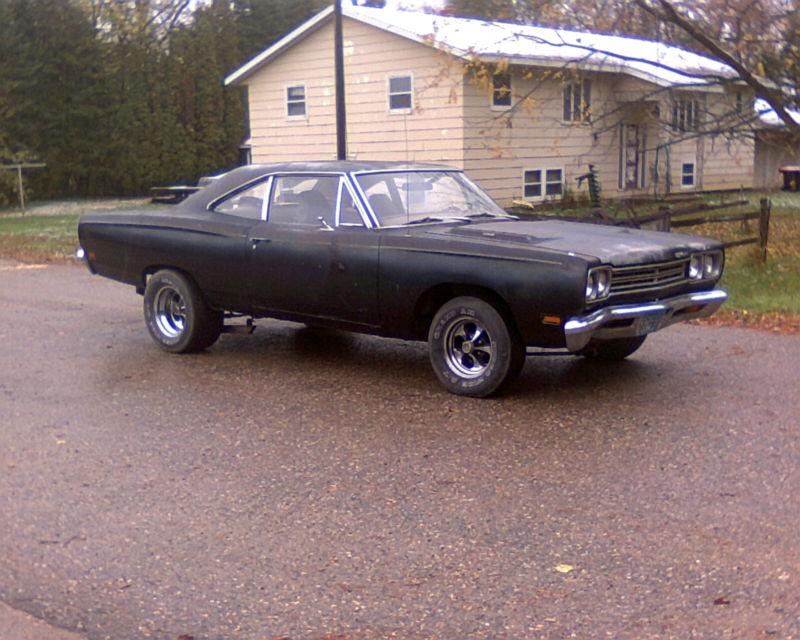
564, 289, 728, 352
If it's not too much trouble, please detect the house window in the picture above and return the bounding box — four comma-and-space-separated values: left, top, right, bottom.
286, 85, 306, 117
735, 90, 743, 114
563, 79, 591, 122
492, 73, 512, 108
681, 162, 696, 187
524, 168, 563, 200
672, 99, 699, 132
388, 75, 413, 112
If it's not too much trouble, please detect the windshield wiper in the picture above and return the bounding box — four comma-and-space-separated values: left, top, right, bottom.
402, 216, 468, 226
464, 212, 518, 220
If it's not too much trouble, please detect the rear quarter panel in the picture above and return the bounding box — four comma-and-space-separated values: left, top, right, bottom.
78, 211, 251, 309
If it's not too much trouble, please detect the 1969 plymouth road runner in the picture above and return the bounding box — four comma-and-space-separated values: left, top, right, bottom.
78, 161, 727, 397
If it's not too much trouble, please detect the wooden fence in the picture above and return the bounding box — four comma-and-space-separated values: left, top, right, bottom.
509, 197, 773, 262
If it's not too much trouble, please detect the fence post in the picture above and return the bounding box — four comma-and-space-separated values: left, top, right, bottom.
758, 198, 771, 262
740, 185, 750, 233
17, 165, 26, 213
657, 205, 671, 232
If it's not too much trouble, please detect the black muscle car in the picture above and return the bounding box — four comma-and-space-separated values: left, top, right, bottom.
78, 161, 727, 397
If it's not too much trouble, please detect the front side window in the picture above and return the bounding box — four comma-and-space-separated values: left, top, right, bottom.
492, 73, 512, 108
286, 84, 306, 117
356, 171, 506, 226
213, 179, 270, 219
388, 75, 413, 112
269, 175, 338, 226
524, 168, 563, 200
563, 79, 591, 122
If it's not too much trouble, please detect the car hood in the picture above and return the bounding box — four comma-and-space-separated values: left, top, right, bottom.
421, 219, 720, 266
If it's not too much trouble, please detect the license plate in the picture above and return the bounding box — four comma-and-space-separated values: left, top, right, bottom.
634, 313, 664, 335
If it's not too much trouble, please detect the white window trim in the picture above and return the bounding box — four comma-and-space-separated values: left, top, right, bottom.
562, 78, 591, 125
387, 73, 414, 115
680, 159, 697, 189
285, 83, 308, 120
523, 167, 565, 202
491, 73, 513, 111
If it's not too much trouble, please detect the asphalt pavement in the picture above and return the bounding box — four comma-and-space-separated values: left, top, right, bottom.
1, 259, 799, 639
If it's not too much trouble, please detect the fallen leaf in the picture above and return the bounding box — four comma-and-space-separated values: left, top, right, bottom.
713, 597, 731, 605
554, 563, 574, 573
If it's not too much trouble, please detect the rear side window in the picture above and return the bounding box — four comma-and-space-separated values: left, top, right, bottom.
214, 180, 269, 219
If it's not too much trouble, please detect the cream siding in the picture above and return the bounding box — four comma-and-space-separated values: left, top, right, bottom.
244, 17, 464, 167
240, 18, 756, 206
754, 131, 800, 189
463, 70, 652, 205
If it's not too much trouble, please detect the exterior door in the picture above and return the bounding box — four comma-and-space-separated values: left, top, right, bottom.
619, 124, 647, 191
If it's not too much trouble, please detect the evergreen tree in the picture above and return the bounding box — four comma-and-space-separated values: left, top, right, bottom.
0, 0, 108, 198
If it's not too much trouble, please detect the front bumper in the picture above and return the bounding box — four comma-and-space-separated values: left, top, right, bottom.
564, 289, 728, 352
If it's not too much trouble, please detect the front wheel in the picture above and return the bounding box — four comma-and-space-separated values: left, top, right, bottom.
143, 269, 222, 353
579, 335, 647, 361
428, 296, 525, 397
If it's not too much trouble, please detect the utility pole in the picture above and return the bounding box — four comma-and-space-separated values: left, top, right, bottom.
334, 0, 347, 160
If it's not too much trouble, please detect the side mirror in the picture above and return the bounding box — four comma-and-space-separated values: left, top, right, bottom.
318, 216, 334, 231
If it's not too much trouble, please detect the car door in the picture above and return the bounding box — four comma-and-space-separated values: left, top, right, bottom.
246, 174, 379, 326
319, 178, 379, 326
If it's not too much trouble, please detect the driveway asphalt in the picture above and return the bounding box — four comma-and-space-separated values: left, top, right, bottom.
1, 259, 799, 640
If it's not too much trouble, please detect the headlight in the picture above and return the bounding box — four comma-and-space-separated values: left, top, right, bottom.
689, 254, 703, 280
689, 251, 723, 280
585, 267, 612, 302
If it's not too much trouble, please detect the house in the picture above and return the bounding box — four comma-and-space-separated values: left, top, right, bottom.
753, 99, 800, 189
225, 4, 755, 206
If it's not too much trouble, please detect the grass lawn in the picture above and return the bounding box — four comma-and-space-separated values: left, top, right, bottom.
0, 199, 150, 262
690, 200, 800, 317
0, 212, 81, 261
0, 194, 798, 329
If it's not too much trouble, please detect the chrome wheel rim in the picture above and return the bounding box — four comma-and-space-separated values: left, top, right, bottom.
444, 316, 493, 379
153, 285, 187, 339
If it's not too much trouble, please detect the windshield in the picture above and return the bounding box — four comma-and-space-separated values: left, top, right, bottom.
355, 170, 507, 226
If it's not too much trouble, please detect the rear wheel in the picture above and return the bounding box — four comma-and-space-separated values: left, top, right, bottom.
143, 269, 222, 353
579, 335, 647, 361
428, 296, 524, 397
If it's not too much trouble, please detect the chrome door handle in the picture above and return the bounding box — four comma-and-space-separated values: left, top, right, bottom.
250, 237, 270, 249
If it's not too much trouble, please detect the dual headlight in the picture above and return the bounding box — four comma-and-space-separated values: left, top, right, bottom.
585, 266, 612, 302
689, 251, 723, 281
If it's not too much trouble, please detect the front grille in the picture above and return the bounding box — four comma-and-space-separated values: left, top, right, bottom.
610, 259, 689, 296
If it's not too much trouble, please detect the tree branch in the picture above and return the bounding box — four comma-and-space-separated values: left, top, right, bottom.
635, 0, 800, 133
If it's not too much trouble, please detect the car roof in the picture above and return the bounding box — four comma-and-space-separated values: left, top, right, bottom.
185, 160, 459, 210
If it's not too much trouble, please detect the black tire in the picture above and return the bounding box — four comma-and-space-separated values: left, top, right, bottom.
143, 269, 222, 353
428, 296, 525, 397
579, 335, 647, 361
